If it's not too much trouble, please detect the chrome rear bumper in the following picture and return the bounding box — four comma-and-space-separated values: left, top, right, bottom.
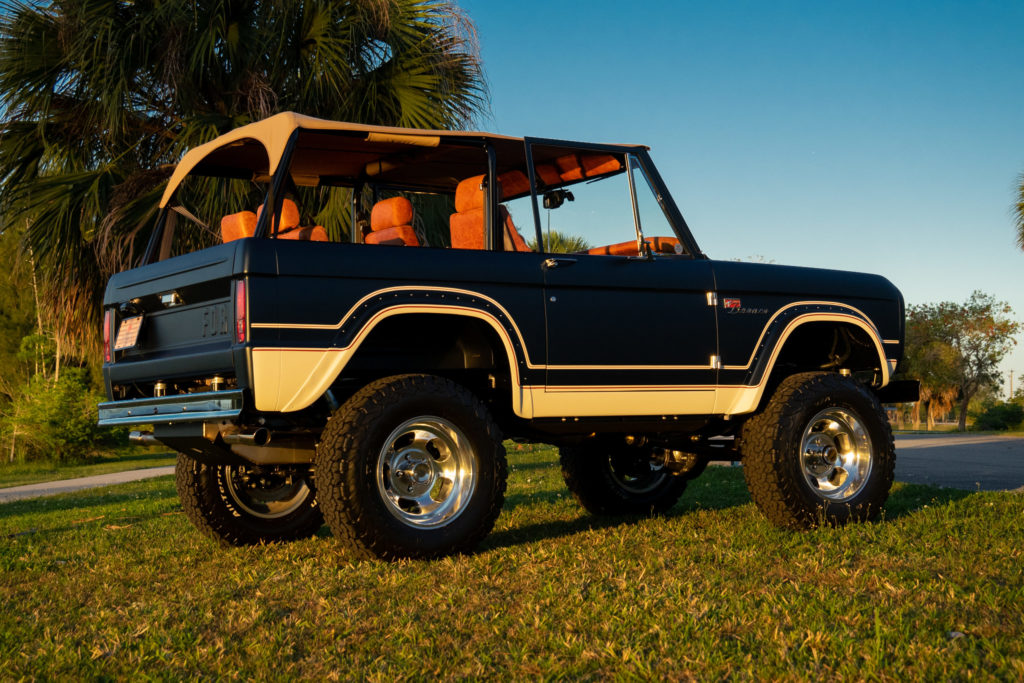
97, 390, 244, 426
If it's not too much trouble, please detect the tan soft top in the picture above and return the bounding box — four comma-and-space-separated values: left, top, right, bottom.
159, 112, 528, 207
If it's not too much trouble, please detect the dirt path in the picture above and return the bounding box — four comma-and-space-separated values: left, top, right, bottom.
0, 466, 175, 504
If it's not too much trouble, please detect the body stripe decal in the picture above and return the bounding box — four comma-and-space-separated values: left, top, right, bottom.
249, 287, 891, 417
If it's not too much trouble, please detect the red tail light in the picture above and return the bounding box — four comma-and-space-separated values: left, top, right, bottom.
103, 310, 112, 362
235, 280, 247, 343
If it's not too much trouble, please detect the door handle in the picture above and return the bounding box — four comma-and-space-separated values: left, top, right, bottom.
543, 257, 578, 269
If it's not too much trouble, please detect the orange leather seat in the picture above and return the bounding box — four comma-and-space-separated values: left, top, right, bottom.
534, 163, 561, 187
582, 153, 621, 177
554, 154, 585, 182
585, 236, 682, 256
530, 153, 621, 190
256, 199, 327, 241
450, 174, 531, 251
221, 211, 257, 242
366, 197, 419, 246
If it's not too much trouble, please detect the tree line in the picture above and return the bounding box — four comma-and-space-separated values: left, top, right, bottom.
901, 291, 1020, 431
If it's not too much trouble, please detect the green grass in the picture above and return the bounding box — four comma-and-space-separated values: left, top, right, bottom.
1, 443, 1022, 680
0, 447, 176, 489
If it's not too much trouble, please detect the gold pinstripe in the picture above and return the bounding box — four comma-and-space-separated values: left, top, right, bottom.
249, 287, 893, 417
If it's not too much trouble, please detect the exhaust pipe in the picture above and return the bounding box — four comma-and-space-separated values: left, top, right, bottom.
221, 428, 271, 447
129, 430, 161, 446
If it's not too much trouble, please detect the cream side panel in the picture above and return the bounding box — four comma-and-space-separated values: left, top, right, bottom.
715, 386, 762, 416
251, 306, 532, 416
528, 387, 716, 417
251, 349, 282, 412
252, 348, 352, 412
278, 349, 354, 412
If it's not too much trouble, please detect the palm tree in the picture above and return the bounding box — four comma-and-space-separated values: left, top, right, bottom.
0, 0, 488, 357
528, 229, 592, 254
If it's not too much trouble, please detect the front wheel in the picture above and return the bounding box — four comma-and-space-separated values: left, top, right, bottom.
739, 372, 895, 529
314, 374, 507, 560
560, 442, 689, 516
175, 456, 323, 545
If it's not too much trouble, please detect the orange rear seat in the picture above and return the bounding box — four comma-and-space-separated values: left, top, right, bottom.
366, 197, 419, 246
221, 211, 257, 243
255, 199, 327, 241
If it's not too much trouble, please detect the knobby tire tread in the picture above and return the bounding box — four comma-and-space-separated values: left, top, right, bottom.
315, 374, 507, 560
740, 372, 895, 529
174, 455, 323, 546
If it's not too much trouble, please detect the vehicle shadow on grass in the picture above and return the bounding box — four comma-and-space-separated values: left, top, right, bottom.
881, 482, 974, 521
483, 468, 752, 551
484, 472, 981, 551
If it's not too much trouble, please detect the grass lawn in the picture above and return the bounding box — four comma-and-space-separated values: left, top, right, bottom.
0, 448, 176, 489
1, 444, 1021, 679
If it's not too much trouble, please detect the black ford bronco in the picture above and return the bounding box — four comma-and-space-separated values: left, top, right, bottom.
98, 113, 918, 559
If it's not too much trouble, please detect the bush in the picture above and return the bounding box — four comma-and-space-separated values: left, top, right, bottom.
972, 402, 1024, 431
0, 367, 112, 463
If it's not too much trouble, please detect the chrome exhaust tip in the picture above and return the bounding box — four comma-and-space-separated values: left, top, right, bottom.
129, 430, 161, 446
221, 428, 271, 447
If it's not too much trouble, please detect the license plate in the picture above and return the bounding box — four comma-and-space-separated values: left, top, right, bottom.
114, 315, 143, 350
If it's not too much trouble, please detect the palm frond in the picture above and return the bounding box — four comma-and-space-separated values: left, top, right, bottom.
0, 0, 489, 359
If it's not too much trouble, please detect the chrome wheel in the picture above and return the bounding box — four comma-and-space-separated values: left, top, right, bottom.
376, 416, 477, 529
223, 465, 313, 519
607, 452, 669, 495
800, 408, 873, 501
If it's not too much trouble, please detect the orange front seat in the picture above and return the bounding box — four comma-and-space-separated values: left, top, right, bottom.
450, 173, 532, 251
366, 197, 420, 246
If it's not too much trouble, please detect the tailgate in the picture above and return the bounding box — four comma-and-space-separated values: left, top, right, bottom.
102, 242, 249, 400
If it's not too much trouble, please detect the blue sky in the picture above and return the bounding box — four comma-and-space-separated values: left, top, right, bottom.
461, 0, 1024, 393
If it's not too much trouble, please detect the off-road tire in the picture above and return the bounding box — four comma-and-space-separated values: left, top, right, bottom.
314, 374, 507, 560
560, 443, 688, 516
175, 456, 323, 545
739, 372, 895, 529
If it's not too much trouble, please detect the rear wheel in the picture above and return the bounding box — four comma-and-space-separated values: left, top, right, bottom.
739, 372, 895, 529
560, 442, 688, 516
314, 374, 507, 560
175, 456, 323, 545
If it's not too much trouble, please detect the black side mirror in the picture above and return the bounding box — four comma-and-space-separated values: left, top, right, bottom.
543, 189, 575, 210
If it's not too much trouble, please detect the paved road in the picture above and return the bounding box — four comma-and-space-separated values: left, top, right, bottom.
893, 434, 1024, 491
0, 435, 1020, 504
0, 466, 175, 504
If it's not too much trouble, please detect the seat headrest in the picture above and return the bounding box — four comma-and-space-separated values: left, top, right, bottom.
555, 154, 584, 182
454, 171, 534, 213
454, 175, 486, 213
221, 211, 257, 243
371, 197, 414, 231
498, 170, 530, 198
256, 198, 300, 232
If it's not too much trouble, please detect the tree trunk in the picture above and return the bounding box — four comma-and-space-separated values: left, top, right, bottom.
957, 396, 970, 432
911, 401, 921, 430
